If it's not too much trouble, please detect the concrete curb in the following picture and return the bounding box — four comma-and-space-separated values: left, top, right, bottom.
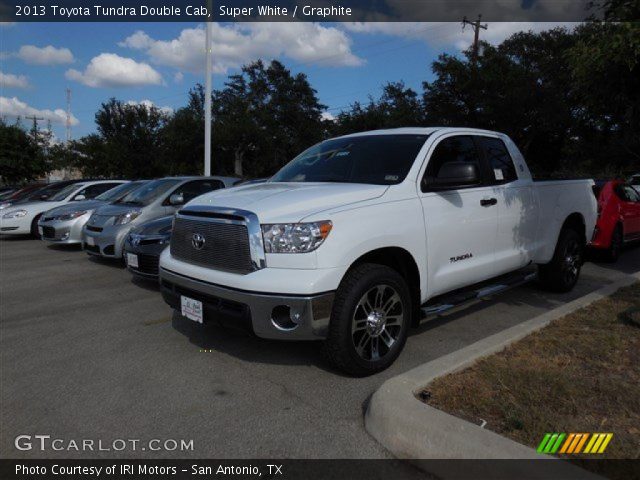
365, 272, 640, 477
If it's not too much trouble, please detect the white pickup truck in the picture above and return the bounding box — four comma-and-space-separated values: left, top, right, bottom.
159, 128, 597, 376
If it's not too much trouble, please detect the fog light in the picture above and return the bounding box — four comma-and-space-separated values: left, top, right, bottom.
61, 232, 70, 240
271, 305, 298, 331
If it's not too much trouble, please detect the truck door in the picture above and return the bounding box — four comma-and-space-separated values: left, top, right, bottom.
419, 134, 499, 297
476, 136, 538, 275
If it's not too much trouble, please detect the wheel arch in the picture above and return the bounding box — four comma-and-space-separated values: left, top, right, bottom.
345, 247, 422, 327
561, 212, 587, 244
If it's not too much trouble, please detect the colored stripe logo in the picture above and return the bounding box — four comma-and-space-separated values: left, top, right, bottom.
537, 433, 613, 454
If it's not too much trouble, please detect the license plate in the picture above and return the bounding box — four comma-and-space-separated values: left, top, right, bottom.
38, 226, 43, 236
126, 253, 138, 268
86, 236, 95, 246
181, 296, 203, 323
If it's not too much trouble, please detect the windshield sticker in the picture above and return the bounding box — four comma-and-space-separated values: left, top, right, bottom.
385, 175, 399, 181
494, 169, 504, 180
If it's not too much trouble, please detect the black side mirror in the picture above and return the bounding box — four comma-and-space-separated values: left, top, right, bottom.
432, 162, 480, 187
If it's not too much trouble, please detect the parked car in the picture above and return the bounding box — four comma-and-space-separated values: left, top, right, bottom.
0, 180, 128, 238
159, 127, 597, 376
0, 180, 80, 211
38, 180, 148, 244
0, 185, 19, 199
124, 215, 172, 279
82, 176, 239, 260
590, 180, 640, 261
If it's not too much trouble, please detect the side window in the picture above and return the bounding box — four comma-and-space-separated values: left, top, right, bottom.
478, 137, 518, 183
622, 185, 640, 202
174, 180, 224, 204
423, 135, 482, 190
74, 183, 120, 200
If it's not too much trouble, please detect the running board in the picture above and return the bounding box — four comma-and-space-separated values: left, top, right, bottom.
421, 271, 537, 318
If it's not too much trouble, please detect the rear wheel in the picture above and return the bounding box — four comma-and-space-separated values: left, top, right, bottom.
538, 227, 584, 293
323, 263, 411, 376
30, 214, 42, 239
604, 225, 623, 263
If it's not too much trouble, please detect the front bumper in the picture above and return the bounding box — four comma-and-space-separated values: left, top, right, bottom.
82, 224, 130, 258
0, 216, 30, 234
160, 267, 334, 340
124, 238, 167, 279
38, 215, 88, 244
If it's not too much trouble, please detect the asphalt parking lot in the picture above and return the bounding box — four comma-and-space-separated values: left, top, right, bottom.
1, 237, 639, 460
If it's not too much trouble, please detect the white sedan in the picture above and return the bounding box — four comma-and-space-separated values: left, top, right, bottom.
0, 180, 126, 237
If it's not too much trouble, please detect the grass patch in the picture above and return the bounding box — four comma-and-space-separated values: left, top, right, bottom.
423, 282, 640, 461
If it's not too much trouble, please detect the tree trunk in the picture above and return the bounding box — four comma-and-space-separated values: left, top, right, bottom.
234, 149, 243, 177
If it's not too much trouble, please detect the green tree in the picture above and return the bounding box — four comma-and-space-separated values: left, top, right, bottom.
0, 120, 47, 183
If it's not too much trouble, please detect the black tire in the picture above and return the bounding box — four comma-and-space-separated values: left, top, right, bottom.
323, 263, 411, 376
538, 227, 584, 293
604, 225, 623, 263
30, 214, 42, 239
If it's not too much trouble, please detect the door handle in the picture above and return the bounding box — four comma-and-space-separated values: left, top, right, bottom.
480, 198, 497, 207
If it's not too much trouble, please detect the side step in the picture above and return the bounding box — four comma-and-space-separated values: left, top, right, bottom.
421, 270, 537, 318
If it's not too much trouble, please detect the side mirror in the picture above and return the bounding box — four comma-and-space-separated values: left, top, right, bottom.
433, 162, 480, 187
74, 194, 86, 201
169, 193, 184, 206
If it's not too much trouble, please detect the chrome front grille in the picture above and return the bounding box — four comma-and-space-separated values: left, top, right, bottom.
170, 208, 263, 274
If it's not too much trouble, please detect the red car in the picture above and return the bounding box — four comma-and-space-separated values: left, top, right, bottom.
590, 180, 640, 261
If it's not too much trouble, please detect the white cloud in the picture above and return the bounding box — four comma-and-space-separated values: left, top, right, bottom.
119, 23, 363, 74
321, 111, 336, 122
0, 96, 79, 126
17, 45, 74, 65
173, 71, 184, 83
65, 53, 163, 88
0, 71, 30, 89
343, 22, 579, 51
126, 99, 174, 115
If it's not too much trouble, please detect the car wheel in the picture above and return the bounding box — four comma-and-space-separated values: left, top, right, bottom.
323, 263, 411, 376
30, 214, 42, 239
604, 225, 623, 263
538, 228, 584, 293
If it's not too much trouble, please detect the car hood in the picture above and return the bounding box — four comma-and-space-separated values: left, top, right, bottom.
92, 203, 146, 218
185, 182, 389, 223
43, 200, 104, 217
131, 216, 173, 236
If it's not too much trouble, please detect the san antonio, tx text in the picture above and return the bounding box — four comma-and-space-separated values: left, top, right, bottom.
15, 4, 353, 19
16, 464, 284, 476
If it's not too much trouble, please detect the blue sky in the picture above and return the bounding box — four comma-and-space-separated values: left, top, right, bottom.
0, 21, 569, 141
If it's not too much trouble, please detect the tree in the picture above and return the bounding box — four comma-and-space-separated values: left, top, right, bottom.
0, 120, 47, 183
212, 60, 326, 177
88, 98, 169, 178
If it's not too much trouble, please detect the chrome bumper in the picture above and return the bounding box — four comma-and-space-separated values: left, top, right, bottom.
159, 267, 334, 340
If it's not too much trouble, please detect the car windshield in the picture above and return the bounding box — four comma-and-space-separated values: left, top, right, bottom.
95, 181, 145, 202
270, 134, 429, 185
115, 179, 181, 206
48, 183, 85, 201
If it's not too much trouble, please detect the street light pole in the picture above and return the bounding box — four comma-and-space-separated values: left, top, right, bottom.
204, 7, 213, 176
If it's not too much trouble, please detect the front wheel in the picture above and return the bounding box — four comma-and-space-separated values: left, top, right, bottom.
538, 228, 584, 293
323, 263, 411, 376
30, 214, 42, 239
604, 225, 622, 263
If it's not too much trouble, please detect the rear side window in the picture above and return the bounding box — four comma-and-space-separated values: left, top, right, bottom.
175, 180, 225, 203
478, 137, 517, 183
616, 184, 640, 202
424, 135, 481, 181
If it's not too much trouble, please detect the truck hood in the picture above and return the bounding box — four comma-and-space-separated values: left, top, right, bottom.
187, 182, 388, 223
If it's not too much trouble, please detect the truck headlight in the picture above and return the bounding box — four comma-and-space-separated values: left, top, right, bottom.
114, 210, 142, 225
261, 221, 332, 253
2, 209, 27, 219
56, 210, 87, 221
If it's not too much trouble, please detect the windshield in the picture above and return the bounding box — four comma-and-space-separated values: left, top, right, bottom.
270, 134, 429, 185
95, 181, 146, 202
48, 183, 85, 202
115, 179, 181, 206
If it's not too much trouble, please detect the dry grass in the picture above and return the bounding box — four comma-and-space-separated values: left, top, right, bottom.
424, 282, 640, 460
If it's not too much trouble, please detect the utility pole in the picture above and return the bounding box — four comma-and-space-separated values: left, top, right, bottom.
462, 15, 487, 64
203, 0, 213, 176
65, 88, 72, 144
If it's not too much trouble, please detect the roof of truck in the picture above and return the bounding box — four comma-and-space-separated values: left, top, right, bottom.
338, 127, 506, 138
